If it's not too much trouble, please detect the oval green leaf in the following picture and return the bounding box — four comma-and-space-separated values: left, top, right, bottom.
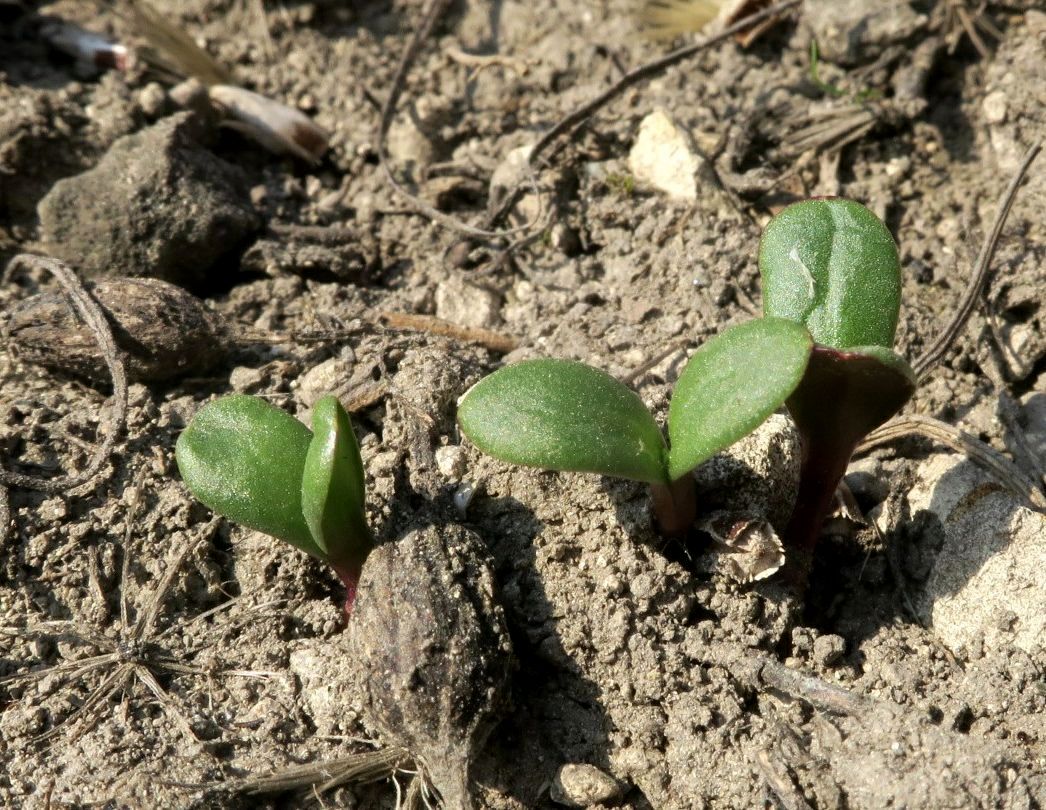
301, 395, 372, 566
759, 198, 901, 350
667, 318, 812, 481
175, 394, 320, 557
458, 359, 669, 484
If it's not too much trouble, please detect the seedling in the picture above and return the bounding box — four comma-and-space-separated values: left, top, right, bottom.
175, 394, 372, 613
760, 198, 915, 560
458, 318, 813, 536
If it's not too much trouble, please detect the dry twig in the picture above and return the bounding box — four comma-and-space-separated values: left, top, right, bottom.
226, 746, 411, 795
755, 747, 814, 810
377, 0, 539, 240
0, 519, 227, 744
376, 311, 518, 353
1, 255, 128, 493
943, 0, 1002, 58
756, 656, 870, 715
912, 140, 1041, 379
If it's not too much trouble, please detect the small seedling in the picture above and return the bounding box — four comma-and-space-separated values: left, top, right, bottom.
458, 318, 813, 536
175, 394, 372, 613
760, 198, 915, 561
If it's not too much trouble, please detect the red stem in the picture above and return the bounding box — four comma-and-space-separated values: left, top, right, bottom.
784, 435, 854, 554
332, 561, 362, 617
650, 476, 697, 537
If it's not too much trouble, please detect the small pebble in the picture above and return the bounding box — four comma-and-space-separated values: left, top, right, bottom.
813, 634, 847, 667
38, 498, 68, 522
137, 82, 167, 118
435, 446, 467, 480
551, 763, 623, 808
982, 91, 1007, 125
435, 276, 502, 329
229, 366, 266, 393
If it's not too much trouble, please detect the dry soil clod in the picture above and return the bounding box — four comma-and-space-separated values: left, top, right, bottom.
348, 524, 513, 809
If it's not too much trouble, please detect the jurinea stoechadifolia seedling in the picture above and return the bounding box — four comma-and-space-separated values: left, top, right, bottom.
457, 318, 813, 536
175, 394, 373, 613
760, 198, 915, 557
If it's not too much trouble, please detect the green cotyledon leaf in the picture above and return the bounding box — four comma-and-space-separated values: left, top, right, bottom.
667, 317, 813, 481
175, 394, 321, 557
458, 359, 669, 484
759, 198, 902, 350
301, 395, 372, 566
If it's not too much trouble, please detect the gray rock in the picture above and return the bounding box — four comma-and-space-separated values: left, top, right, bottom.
1021, 391, 1046, 460
908, 454, 1046, 654
38, 112, 259, 289
551, 763, 623, 807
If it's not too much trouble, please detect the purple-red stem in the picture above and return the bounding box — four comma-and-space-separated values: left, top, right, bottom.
650, 475, 698, 537
784, 434, 854, 554
332, 560, 362, 617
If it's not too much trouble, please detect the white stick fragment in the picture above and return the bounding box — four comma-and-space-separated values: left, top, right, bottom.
208, 84, 329, 163
40, 19, 132, 72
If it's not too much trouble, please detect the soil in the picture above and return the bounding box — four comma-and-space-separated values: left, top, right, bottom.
1, 1, 1044, 809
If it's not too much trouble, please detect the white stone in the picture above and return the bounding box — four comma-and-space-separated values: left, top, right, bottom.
296, 355, 353, 408
909, 454, 1046, 654
288, 648, 337, 733
435, 275, 502, 329
385, 117, 435, 175
982, 91, 1008, 125
435, 445, 467, 480
551, 763, 622, 807
489, 143, 540, 221
628, 110, 707, 201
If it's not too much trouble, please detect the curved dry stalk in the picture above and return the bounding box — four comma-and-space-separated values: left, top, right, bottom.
0, 484, 9, 546
1, 255, 128, 494
755, 746, 814, 810
856, 413, 1046, 510
912, 140, 1042, 380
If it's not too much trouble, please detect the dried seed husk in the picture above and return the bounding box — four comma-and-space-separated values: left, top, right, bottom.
208, 85, 329, 163
7, 276, 226, 383
348, 524, 513, 808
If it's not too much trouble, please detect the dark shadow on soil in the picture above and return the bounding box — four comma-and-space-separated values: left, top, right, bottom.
467, 493, 624, 809
816, 456, 1023, 650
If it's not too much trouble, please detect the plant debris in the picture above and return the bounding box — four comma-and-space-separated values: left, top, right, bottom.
348, 524, 513, 807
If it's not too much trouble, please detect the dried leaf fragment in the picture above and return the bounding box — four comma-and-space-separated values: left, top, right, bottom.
698, 511, 786, 583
